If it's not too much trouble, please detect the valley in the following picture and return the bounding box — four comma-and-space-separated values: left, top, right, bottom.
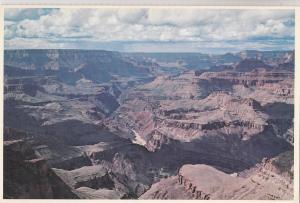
3, 49, 294, 199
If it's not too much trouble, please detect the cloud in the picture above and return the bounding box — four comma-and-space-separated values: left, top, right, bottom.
4, 8, 295, 52
4, 8, 57, 21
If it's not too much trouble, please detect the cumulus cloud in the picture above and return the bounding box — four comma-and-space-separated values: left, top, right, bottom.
4, 8, 295, 52
4, 8, 57, 21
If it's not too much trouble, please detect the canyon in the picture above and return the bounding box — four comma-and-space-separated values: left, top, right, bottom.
3, 49, 294, 199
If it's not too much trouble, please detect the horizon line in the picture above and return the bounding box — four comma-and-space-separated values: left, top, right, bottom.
3, 48, 295, 55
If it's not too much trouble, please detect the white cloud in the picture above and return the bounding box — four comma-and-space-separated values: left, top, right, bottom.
4, 8, 56, 21
4, 8, 294, 51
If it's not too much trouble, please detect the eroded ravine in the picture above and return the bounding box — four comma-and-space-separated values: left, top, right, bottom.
4, 49, 294, 199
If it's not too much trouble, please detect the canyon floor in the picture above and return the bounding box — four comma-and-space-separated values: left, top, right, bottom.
3, 49, 294, 199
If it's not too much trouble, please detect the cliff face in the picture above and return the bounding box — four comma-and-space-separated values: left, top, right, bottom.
4, 139, 78, 199
4, 49, 150, 78
109, 68, 293, 155
197, 70, 293, 93
141, 156, 294, 200
4, 49, 294, 199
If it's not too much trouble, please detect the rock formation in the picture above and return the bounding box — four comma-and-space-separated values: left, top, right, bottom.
4, 49, 294, 199
4, 139, 79, 199
141, 155, 294, 200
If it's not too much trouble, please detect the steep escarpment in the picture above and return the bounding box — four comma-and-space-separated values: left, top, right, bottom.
234, 58, 272, 72
198, 70, 293, 95
141, 156, 293, 200
4, 49, 294, 199
4, 49, 150, 80
109, 69, 293, 149
4, 139, 78, 199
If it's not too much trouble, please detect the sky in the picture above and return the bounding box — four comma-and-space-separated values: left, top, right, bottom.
4, 8, 295, 53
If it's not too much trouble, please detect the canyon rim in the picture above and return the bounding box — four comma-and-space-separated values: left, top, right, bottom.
2, 7, 296, 200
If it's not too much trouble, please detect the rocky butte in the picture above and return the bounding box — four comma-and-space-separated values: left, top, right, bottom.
4, 49, 294, 199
